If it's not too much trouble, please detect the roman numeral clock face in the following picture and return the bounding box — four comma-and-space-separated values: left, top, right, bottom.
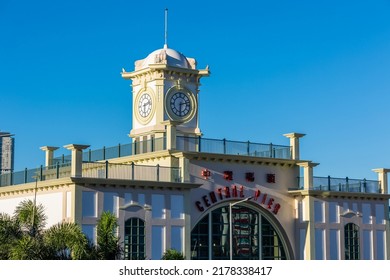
170, 92, 191, 117
138, 93, 152, 118
165, 88, 197, 122
135, 91, 155, 124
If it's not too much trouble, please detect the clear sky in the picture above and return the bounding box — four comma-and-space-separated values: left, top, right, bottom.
1, 0, 390, 180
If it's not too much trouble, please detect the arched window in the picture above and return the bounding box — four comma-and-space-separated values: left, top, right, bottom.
124, 218, 145, 260
191, 205, 287, 260
344, 223, 360, 260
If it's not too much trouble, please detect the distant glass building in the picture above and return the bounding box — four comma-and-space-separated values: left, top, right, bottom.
0, 132, 15, 174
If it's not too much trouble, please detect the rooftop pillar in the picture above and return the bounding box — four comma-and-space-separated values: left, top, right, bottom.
40, 146, 59, 167
372, 168, 390, 194
63, 144, 90, 177
283, 132, 306, 160
297, 161, 319, 190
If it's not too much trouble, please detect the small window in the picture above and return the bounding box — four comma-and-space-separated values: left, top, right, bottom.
152, 226, 165, 260
171, 195, 184, 219
376, 230, 385, 260
171, 226, 184, 253
152, 194, 165, 219
299, 229, 306, 259
329, 229, 340, 260
375, 204, 385, 225
82, 224, 96, 244
138, 193, 145, 206
329, 202, 339, 223
82, 191, 96, 217
363, 230, 372, 260
103, 192, 118, 216
124, 193, 133, 205
124, 218, 145, 260
314, 201, 324, 223
344, 223, 360, 260
362, 204, 371, 224
315, 229, 324, 260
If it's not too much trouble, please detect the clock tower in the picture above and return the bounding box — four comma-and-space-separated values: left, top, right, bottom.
121, 44, 209, 149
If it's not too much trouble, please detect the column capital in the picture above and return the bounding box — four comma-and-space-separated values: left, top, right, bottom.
297, 161, 320, 168
372, 168, 390, 174
63, 144, 90, 151
283, 132, 306, 139
161, 120, 181, 126
40, 146, 59, 151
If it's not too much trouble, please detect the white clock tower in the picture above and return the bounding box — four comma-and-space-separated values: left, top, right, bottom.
121, 44, 209, 150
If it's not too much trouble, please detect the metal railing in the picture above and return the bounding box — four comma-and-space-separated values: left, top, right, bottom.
53, 137, 167, 164
2, 136, 290, 187
0, 162, 71, 187
176, 136, 292, 159
295, 176, 381, 194
82, 162, 181, 182
0, 161, 181, 187
52, 136, 292, 166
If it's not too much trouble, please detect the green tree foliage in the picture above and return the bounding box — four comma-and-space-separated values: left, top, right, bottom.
0, 200, 123, 260
44, 222, 91, 259
96, 211, 122, 260
161, 249, 185, 260
0, 213, 21, 259
14, 199, 46, 237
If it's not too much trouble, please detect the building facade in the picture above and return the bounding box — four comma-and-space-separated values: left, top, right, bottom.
0, 45, 389, 260
0, 132, 14, 175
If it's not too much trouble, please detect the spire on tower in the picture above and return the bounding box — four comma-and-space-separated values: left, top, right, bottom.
164, 8, 168, 49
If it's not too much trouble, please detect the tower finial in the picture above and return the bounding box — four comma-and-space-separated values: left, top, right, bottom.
164, 8, 168, 49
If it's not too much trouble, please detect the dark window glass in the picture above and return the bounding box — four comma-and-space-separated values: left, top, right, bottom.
191, 205, 287, 260
344, 223, 360, 260
124, 218, 145, 260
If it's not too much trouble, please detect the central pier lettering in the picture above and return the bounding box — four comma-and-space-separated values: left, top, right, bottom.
195, 186, 281, 215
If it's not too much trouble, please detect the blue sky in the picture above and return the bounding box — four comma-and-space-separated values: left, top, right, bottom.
1, 0, 390, 180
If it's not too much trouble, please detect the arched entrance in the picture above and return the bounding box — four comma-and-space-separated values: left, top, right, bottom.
191, 204, 291, 260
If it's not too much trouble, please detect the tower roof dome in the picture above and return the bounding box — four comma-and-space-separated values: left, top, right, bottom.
135, 46, 196, 70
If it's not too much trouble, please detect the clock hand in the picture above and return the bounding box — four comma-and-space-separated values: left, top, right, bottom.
143, 101, 150, 110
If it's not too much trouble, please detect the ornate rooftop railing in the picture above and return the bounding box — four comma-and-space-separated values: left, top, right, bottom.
295, 176, 381, 194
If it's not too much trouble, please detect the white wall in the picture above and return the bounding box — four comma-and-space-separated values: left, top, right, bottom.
0, 192, 64, 228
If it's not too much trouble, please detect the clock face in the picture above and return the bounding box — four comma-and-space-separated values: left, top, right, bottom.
170, 92, 191, 117
138, 93, 152, 118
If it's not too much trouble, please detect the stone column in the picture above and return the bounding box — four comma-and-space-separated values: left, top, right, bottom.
297, 162, 319, 190
179, 157, 189, 183
40, 146, 59, 166
372, 168, 390, 194
63, 144, 90, 177
162, 120, 178, 150
283, 132, 306, 160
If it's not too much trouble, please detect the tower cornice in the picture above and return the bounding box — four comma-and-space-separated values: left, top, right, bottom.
121, 65, 209, 80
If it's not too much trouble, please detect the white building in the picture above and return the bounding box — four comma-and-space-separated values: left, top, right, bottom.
0, 43, 389, 260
